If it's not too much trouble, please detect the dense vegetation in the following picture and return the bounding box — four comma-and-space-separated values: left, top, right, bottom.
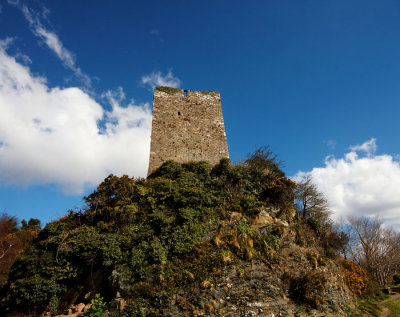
0, 148, 390, 316
0, 154, 289, 314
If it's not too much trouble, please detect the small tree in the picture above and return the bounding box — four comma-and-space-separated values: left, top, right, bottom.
21, 218, 41, 232
295, 176, 330, 222
294, 178, 348, 257
243, 146, 284, 179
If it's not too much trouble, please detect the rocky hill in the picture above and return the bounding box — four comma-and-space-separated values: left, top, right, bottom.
0, 156, 356, 316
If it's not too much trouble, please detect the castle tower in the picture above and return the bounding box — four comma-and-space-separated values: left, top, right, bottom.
148, 86, 229, 176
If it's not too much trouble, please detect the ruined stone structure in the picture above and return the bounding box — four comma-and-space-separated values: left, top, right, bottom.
148, 87, 229, 176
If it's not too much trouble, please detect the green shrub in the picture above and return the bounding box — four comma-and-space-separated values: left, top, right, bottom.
84, 294, 106, 317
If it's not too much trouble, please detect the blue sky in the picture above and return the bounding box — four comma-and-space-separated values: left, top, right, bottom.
1, 0, 400, 228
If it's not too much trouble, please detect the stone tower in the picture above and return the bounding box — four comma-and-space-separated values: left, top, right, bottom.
148, 86, 229, 176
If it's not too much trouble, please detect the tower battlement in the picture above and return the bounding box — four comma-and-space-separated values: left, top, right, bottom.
148, 87, 229, 176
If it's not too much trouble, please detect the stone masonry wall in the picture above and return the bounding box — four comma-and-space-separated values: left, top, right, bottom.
148, 87, 229, 176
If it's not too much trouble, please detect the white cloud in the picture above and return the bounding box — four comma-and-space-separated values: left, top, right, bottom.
349, 137, 377, 156
7, 1, 91, 87
0, 41, 151, 194
141, 70, 181, 91
293, 139, 400, 230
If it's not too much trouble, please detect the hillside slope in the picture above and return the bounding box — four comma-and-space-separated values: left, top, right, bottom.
0, 158, 355, 316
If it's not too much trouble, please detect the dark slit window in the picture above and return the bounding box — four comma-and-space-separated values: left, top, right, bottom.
178, 112, 181, 116
184, 90, 188, 97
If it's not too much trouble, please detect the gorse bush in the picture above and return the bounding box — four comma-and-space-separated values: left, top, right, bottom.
339, 258, 368, 296
263, 177, 297, 210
